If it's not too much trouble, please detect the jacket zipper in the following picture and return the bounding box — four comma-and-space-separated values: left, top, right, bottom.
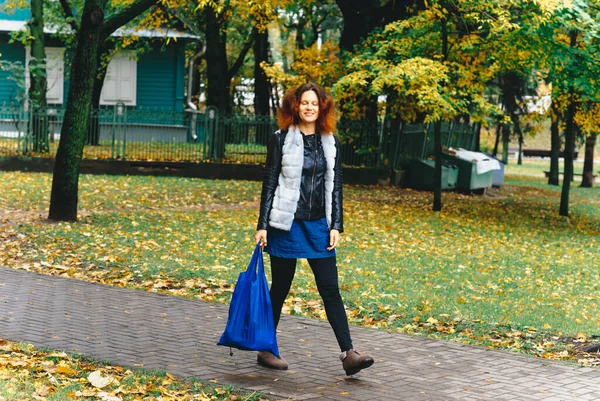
308, 135, 317, 219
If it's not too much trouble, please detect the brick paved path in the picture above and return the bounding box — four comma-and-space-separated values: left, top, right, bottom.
1, 267, 600, 401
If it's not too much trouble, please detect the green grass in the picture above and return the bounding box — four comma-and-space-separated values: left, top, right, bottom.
0, 172, 261, 211
1, 162, 599, 363
504, 159, 588, 177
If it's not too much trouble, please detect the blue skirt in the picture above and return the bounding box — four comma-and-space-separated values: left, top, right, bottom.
266, 217, 335, 259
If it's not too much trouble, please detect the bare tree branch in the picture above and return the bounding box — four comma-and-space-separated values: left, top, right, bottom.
159, 4, 203, 37
100, 0, 159, 38
227, 34, 254, 81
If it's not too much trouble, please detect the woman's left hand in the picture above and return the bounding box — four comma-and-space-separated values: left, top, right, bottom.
328, 229, 341, 251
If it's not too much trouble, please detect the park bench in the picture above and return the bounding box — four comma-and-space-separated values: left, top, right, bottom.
523, 148, 578, 159
543, 171, 597, 179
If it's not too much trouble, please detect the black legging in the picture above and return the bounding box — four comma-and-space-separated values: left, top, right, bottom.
269, 255, 353, 352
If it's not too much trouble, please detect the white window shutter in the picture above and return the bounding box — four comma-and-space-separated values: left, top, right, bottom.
102, 61, 120, 102
45, 48, 64, 104
25, 47, 65, 105
100, 52, 137, 106
118, 58, 135, 103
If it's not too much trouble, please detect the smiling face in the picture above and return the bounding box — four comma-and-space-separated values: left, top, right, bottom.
298, 90, 320, 125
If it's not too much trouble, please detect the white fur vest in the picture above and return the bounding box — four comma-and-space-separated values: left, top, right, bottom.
268, 125, 336, 231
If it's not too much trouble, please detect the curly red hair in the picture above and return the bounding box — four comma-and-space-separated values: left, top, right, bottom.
277, 83, 337, 134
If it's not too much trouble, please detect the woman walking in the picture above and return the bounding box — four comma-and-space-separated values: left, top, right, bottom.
254, 82, 374, 376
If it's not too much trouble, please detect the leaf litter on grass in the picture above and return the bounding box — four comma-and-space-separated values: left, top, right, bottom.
1, 171, 599, 366
0, 338, 270, 401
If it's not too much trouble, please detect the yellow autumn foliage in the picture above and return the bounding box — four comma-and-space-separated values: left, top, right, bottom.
262, 40, 345, 94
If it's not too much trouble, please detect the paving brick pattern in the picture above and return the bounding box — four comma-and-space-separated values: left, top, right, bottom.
1, 266, 600, 401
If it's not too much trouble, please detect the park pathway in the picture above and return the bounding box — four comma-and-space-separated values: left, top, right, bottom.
1, 266, 600, 401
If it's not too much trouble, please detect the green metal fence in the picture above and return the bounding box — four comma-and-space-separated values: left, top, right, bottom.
0, 104, 478, 168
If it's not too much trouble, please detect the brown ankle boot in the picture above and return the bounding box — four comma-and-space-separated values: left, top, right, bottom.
341, 349, 374, 376
257, 351, 288, 370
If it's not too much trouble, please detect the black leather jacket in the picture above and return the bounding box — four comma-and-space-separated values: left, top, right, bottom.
257, 130, 344, 232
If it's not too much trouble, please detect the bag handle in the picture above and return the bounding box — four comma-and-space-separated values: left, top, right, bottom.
256, 243, 265, 278
246, 243, 263, 279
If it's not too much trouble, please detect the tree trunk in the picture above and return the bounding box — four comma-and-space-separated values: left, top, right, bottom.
493, 123, 501, 157
203, 6, 232, 160
28, 0, 49, 153
253, 27, 270, 117
559, 31, 578, 217
512, 112, 523, 165
253, 27, 271, 146
335, 5, 369, 52
49, 2, 107, 221
88, 46, 110, 146
334, 1, 417, 124
382, 90, 400, 170
499, 72, 529, 166
549, 111, 560, 186
560, 96, 576, 216
204, 6, 231, 114
433, 7, 447, 212
433, 120, 442, 212
501, 124, 510, 164
296, 26, 305, 50
48, 0, 158, 221
580, 131, 596, 187
334, 0, 416, 52
517, 128, 523, 165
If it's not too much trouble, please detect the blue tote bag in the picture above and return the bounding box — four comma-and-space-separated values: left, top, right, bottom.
217, 243, 279, 357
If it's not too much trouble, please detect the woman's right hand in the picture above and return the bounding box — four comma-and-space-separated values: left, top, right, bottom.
255, 229, 267, 248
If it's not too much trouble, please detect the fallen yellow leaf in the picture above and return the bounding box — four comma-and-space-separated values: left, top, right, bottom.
88, 370, 114, 389
56, 365, 77, 375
